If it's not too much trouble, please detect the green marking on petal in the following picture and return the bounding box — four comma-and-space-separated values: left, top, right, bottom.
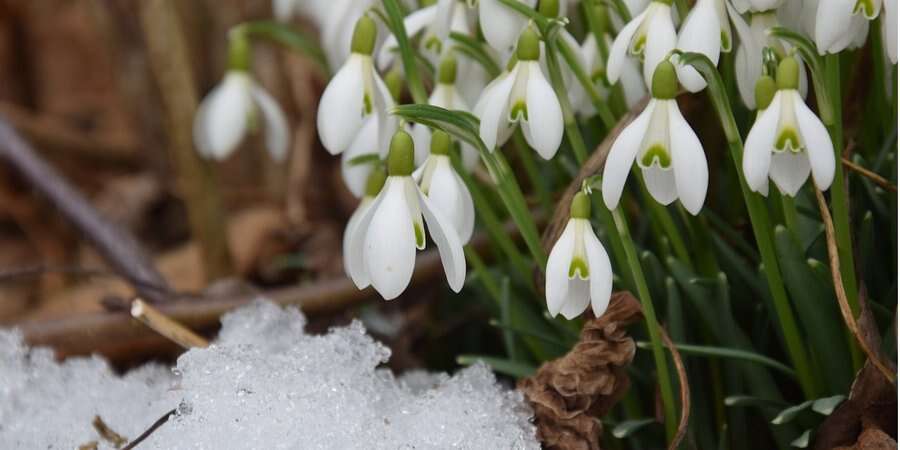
721, 31, 732, 52
568, 257, 590, 279
414, 222, 425, 248
629, 34, 646, 56
509, 101, 528, 121
363, 93, 373, 115
425, 35, 443, 54
854, 0, 876, 17
640, 144, 672, 168
776, 128, 802, 153
591, 68, 606, 84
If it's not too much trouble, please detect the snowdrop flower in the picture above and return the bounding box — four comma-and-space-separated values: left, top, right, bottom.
377, 0, 471, 69
675, 0, 732, 92
814, 0, 881, 54
479, 0, 537, 53
602, 61, 708, 215
318, 15, 397, 157
475, 28, 564, 159
341, 116, 383, 198
728, 7, 808, 109
194, 39, 289, 162
545, 192, 613, 319
743, 58, 835, 196
414, 131, 475, 243
346, 130, 466, 300
607, 0, 677, 88
411, 56, 480, 170
343, 165, 386, 283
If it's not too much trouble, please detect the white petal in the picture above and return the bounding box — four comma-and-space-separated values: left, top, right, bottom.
194, 72, 252, 160
559, 279, 590, 320
602, 100, 655, 210
433, 0, 455, 40
607, 10, 648, 84
642, 6, 677, 87
667, 101, 708, 214
642, 165, 678, 205
341, 116, 380, 197
274, 0, 296, 21
373, 72, 399, 158
479, 0, 534, 52
583, 227, 613, 318
621, 57, 649, 108
377, 5, 437, 70
250, 83, 290, 161
343, 197, 374, 288
318, 55, 366, 154
411, 123, 432, 167
523, 63, 564, 159
815, 0, 856, 54
461, 142, 480, 171
792, 92, 835, 190
675, 0, 721, 92
743, 92, 782, 193
545, 220, 576, 317
884, 0, 897, 64
478, 69, 517, 151
425, 158, 470, 242
364, 178, 417, 300
417, 186, 467, 292
727, 2, 760, 108
455, 170, 475, 244
769, 151, 811, 196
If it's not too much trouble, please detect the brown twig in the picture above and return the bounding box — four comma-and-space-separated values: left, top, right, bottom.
139, 0, 233, 280
0, 118, 172, 302
121, 408, 177, 450
92, 415, 128, 448
841, 157, 897, 192
659, 327, 690, 450
131, 298, 209, 349
814, 189, 896, 384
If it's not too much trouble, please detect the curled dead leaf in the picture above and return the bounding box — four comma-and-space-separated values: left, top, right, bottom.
518, 292, 641, 450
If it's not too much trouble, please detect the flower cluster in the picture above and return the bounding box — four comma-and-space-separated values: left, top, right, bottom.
196, 0, 896, 322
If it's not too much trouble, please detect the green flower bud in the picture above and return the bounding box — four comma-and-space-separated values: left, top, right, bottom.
570, 192, 591, 219
538, 0, 559, 17
775, 57, 799, 91
388, 131, 415, 176
516, 28, 541, 61
591, 2, 609, 33
351, 15, 377, 55
438, 55, 458, 84
651, 60, 678, 99
364, 164, 387, 197
385, 69, 404, 102
430, 130, 451, 155
754, 75, 777, 110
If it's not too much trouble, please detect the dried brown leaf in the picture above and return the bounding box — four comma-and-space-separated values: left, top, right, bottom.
814, 361, 898, 449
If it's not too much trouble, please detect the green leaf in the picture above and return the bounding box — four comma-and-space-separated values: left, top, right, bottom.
382, 0, 428, 103
489, 319, 571, 349
811, 395, 845, 415
346, 153, 381, 166
772, 401, 814, 424
791, 429, 812, 448
673, 51, 740, 144
611, 418, 656, 438
239, 20, 329, 73
456, 355, 536, 378
636, 340, 796, 378
449, 32, 501, 77
724, 395, 788, 409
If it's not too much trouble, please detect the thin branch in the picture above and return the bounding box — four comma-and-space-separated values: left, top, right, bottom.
659, 327, 690, 450
0, 118, 172, 302
92, 415, 128, 448
131, 299, 210, 349
121, 408, 177, 450
841, 157, 897, 192
815, 189, 896, 384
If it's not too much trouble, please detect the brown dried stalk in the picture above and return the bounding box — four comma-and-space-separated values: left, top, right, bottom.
814, 189, 896, 384
131, 299, 209, 349
659, 327, 689, 450
92, 415, 128, 448
121, 408, 177, 450
841, 157, 897, 193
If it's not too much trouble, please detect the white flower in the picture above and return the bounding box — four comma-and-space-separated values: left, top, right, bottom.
731, 0, 784, 13
743, 58, 835, 196
377, 0, 472, 70
814, 0, 876, 54
343, 166, 386, 287
577, 36, 646, 114
318, 15, 397, 156
884, 0, 897, 64
411, 56, 480, 170
478, 0, 537, 53
602, 61, 708, 215
346, 131, 466, 300
193, 71, 289, 162
414, 131, 475, 244
545, 193, 613, 319
475, 28, 564, 159
607, 0, 676, 88
675, 0, 732, 92
341, 116, 384, 197
729, 7, 808, 109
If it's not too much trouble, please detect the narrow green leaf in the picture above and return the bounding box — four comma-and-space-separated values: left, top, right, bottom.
449, 32, 501, 77
791, 430, 812, 448
382, 0, 428, 103
456, 355, 536, 378
772, 401, 814, 424
611, 418, 657, 438
346, 153, 381, 166
239, 20, 329, 73
636, 341, 796, 378
811, 395, 845, 415
489, 319, 571, 349
724, 395, 788, 409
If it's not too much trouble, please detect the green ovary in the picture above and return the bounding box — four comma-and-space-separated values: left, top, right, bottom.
568, 257, 589, 279
414, 222, 425, 248
775, 128, 802, 153
721, 31, 731, 52
640, 144, 672, 168
509, 101, 528, 121
424, 35, 442, 54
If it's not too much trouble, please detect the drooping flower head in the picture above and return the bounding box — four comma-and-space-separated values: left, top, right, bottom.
743, 58, 835, 197
346, 130, 466, 300
318, 15, 397, 157
814, 0, 882, 55
675, 0, 733, 92
607, 0, 677, 88
415, 130, 475, 244
478, 0, 538, 54
475, 27, 564, 159
546, 192, 613, 319
602, 61, 709, 215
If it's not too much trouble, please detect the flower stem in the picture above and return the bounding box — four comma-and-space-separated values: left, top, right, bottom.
382, 0, 428, 104
611, 206, 678, 440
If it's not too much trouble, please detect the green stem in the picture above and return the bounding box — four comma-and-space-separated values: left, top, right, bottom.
780, 193, 799, 237
612, 207, 678, 440
465, 246, 503, 302
824, 54, 864, 369
512, 130, 554, 213
543, 40, 589, 163
581, 0, 609, 61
